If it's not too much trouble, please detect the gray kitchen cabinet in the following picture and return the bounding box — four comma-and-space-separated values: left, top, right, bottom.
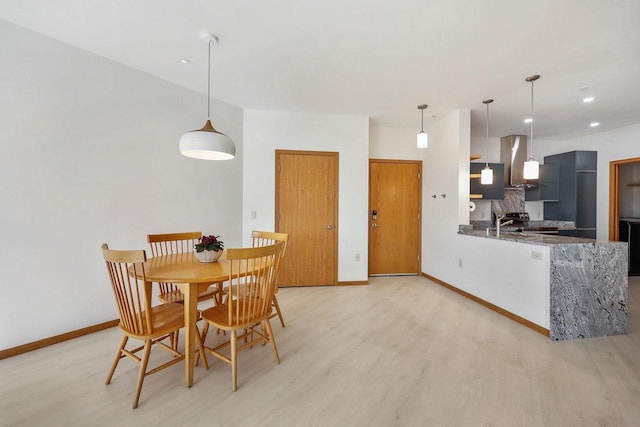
544, 151, 597, 238
525, 163, 560, 201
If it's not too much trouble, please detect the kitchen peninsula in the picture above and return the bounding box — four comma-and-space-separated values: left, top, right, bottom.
458, 227, 628, 340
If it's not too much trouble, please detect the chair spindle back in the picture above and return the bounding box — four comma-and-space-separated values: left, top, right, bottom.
251, 230, 288, 285
147, 231, 202, 296
102, 243, 153, 335
226, 241, 285, 326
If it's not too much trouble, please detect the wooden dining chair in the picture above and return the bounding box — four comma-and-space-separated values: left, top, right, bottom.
199, 240, 285, 391
101, 243, 208, 409
251, 230, 289, 327
147, 231, 220, 305
148, 231, 222, 350
207, 230, 288, 343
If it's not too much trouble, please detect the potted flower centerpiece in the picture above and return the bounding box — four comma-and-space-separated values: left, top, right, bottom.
194, 235, 224, 263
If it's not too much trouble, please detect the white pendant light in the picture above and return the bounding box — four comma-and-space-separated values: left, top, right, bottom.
481, 99, 494, 185
179, 33, 235, 161
417, 104, 428, 149
523, 74, 540, 179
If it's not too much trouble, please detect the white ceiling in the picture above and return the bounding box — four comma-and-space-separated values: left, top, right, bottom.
2, 0, 639, 140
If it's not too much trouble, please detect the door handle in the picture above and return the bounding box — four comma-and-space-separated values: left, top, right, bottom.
326, 225, 334, 230
371, 223, 379, 227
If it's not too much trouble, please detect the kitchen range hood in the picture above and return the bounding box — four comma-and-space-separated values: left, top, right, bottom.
500, 135, 533, 188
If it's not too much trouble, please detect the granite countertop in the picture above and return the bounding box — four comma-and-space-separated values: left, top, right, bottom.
459, 228, 603, 247
469, 220, 577, 230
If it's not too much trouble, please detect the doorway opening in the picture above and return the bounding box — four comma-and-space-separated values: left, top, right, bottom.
609, 157, 640, 240
610, 157, 640, 276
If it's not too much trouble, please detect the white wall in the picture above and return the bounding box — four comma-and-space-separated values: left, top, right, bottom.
422, 110, 470, 280
242, 110, 369, 282
369, 124, 423, 160
0, 21, 244, 349
422, 110, 550, 328
457, 236, 551, 328
470, 136, 501, 164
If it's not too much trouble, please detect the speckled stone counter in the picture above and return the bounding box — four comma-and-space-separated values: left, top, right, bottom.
460, 229, 598, 245
459, 228, 628, 340
470, 220, 577, 231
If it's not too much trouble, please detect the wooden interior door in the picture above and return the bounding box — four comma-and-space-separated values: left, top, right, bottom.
369, 160, 421, 275
275, 150, 338, 286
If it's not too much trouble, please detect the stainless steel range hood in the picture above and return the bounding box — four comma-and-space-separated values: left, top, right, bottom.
500, 135, 528, 188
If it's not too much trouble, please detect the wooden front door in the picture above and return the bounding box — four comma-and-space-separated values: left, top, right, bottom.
369, 160, 421, 275
275, 150, 338, 286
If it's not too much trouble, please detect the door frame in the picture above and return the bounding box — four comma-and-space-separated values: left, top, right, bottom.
275, 149, 339, 285
368, 158, 422, 276
609, 157, 640, 240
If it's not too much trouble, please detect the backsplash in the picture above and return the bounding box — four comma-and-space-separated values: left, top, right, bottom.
469, 187, 575, 230
491, 188, 525, 215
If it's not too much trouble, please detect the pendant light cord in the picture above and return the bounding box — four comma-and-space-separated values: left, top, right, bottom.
421, 108, 424, 132
207, 40, 211, 121
530, 79, 534, 159
485, 102, 490, 167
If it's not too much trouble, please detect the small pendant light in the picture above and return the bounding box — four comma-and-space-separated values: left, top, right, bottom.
179, 33, 236, 160
481, 99, 494, 185
523, 74, 540, 179
417, 104, 428, 149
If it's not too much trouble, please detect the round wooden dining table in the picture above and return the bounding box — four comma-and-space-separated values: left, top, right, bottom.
141, 251, 229, 387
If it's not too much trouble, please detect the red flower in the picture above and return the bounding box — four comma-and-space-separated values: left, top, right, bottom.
195, 235, 224, 252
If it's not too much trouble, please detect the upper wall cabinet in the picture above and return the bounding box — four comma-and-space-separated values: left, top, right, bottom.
470, 163, 504, 200
525, 163, 560, 201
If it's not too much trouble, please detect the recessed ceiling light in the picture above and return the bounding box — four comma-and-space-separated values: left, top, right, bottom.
524, 118, 533, 123
583, 96, 595, 103
180, 58, 191, 64
590, 122, 600, 127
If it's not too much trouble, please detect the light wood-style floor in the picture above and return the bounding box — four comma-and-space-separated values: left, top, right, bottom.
2, 276, 640, 427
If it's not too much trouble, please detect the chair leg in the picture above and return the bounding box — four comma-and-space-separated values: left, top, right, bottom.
272, 295, 286, 327
105, 335, 128, 385
172, 330, 180, 351
231, 330, 238, 392
133, 340, 152, 409
244, 327, 251, 346
213, 281, 223, 305
195, 326, 209, 370
201, 322, 210, 344
263, 319, 280, 364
